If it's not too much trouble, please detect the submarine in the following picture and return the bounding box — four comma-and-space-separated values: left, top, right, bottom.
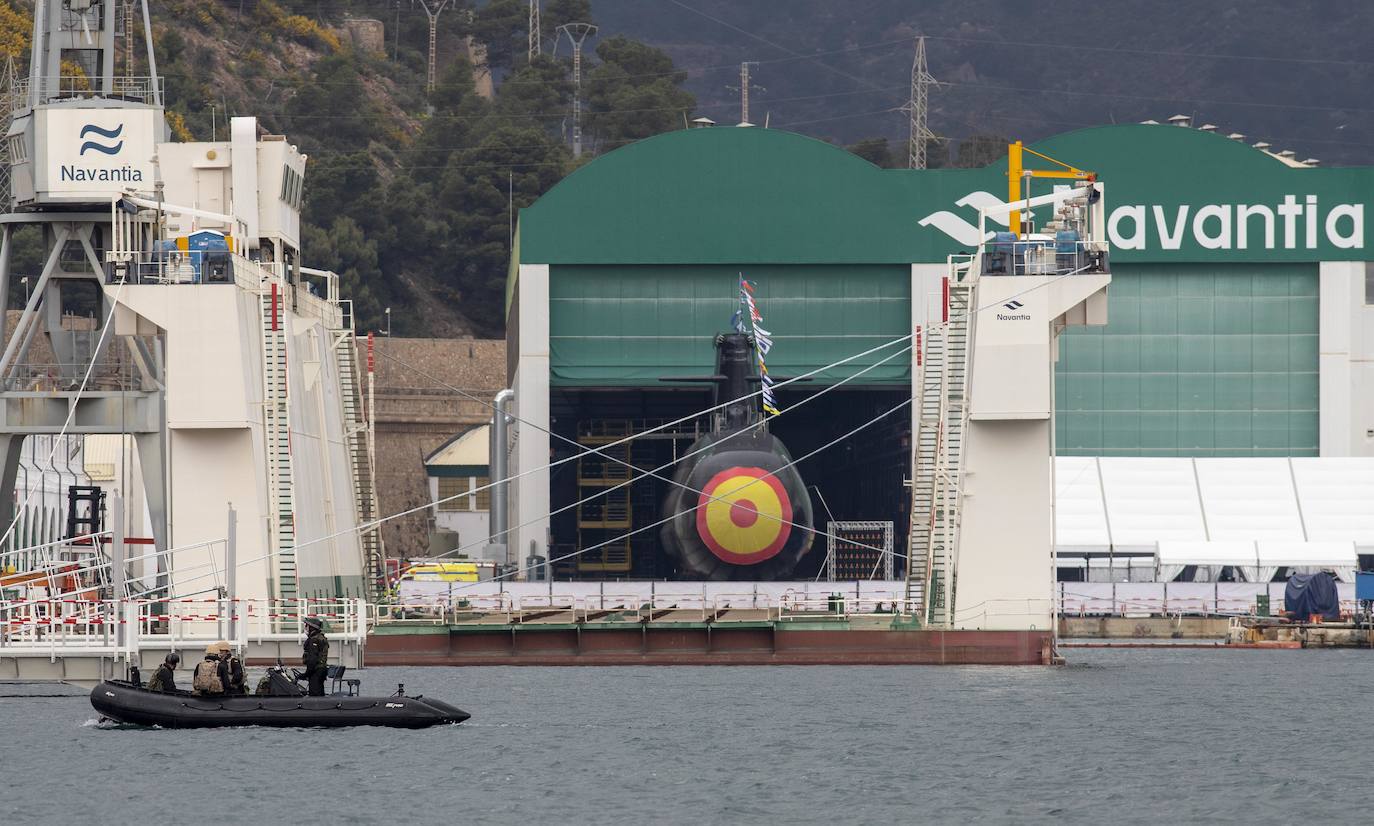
660, 332, 814, 580
90, 667, 470, 729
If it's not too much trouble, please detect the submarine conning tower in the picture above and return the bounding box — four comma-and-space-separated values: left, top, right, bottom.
714, 331, 759, 433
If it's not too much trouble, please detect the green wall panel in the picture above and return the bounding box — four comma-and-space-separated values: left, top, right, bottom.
1055, 263, 1319, 456
549, 264, 911, 386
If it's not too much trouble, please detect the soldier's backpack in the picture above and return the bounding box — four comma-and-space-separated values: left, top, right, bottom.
192, 659, 223, 694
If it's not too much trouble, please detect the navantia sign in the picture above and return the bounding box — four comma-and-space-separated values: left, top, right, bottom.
1107, 197, 1363, 252
919, 190, 1367, 259
35, 107, 158, 201
914, 126, 1374, 263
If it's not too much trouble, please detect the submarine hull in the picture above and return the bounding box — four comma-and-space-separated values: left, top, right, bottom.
90, 681, 470, 729
660, 427, 814, 580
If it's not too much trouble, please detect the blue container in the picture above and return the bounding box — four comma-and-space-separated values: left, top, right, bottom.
186, 230, 229, 252
1357, 571, 1374, 601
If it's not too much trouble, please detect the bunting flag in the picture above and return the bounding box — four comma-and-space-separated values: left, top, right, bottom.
754, 326, 773, 357
735, 273, 780, 416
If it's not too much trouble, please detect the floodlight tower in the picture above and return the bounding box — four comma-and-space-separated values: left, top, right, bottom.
556, 22, 597, 157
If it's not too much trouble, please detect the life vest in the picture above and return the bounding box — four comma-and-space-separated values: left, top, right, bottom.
192, 658, 223, 694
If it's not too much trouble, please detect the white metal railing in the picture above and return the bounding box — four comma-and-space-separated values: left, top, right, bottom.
979, 238, 1109, 277
11, 75, 164, 108
106, 249, 234, 286
293, 283, 344, 329
371, 590, 926, 625
0, 598, 369, 657
778, 592, 915, 619
1057, 583, 1361, 619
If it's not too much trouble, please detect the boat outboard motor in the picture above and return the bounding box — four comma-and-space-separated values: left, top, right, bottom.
267, 666, 305, 697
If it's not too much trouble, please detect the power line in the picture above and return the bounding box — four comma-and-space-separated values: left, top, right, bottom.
374, 340, 916, 566
155, 334, 921, 595
663, 0, 891, 95
469, 395, 915, 585
161, 265, 1100, 595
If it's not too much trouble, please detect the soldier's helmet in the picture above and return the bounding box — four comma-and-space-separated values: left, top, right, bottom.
302, 616, 324, 632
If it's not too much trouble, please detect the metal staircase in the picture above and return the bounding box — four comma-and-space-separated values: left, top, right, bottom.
336, 326, 384, 599
906, 263, 975, 626
260, 281, 298, 599
575, 432, 635, 573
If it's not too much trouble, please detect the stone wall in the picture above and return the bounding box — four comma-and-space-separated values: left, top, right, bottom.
359, 336, 507, 558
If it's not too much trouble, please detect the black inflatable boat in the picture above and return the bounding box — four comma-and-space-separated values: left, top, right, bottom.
90, 669, 469, 729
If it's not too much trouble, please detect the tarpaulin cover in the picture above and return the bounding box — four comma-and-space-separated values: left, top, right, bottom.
1284, 572, 1340, 621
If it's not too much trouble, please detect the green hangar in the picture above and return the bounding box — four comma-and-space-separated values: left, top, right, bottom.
504, 123, 1374, 579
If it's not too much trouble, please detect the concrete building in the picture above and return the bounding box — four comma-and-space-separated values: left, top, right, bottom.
506, 124, 1374, 579
424, 424, 491, 555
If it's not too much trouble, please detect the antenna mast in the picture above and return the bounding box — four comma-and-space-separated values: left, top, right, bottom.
556, 23, 597, 158
903, 36, 938, 169
527, 0, 541, 61
415, 0, 451, 93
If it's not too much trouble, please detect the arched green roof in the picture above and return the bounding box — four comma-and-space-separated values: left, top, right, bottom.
518, 126, 977, 264
518, 123, 1374, 266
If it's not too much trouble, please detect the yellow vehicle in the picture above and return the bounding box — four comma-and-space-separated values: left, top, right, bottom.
398, 561, 485, 583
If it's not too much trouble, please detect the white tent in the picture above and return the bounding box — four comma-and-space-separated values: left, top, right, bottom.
1155, 540, 1259, 583
1254, 540, 1358, 583
1057, 458, 1374, 563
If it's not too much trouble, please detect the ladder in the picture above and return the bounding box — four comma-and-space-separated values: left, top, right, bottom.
260, 280, 298, 599
906, 266, 975, 626
337, 331, 384, 599
575, 432, 636, 573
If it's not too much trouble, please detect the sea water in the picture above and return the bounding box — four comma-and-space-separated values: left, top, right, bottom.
1, 649, 1369, 824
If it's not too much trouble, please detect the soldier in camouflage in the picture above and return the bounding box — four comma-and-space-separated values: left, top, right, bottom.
300, 616, 330, 696
217, 641, 247, 695
145, 652, 180, 692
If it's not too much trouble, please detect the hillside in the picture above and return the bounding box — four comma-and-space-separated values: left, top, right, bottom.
594, 0, 1374, 168
1, 1, 1369, 337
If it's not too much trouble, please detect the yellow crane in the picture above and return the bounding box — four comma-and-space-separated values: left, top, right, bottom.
1006, 141, 1097, 237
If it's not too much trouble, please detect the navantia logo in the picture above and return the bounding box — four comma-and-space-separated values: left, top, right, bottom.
919, 190, 1366, 251
78, 123, 124, 156
918, 191, 1016, 246
996, 298, 1031, 321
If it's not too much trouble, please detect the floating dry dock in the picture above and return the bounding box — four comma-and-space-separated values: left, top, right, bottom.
368, 607, 1055, 666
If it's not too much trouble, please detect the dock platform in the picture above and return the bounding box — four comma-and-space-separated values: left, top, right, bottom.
368, 611, 1054, 666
